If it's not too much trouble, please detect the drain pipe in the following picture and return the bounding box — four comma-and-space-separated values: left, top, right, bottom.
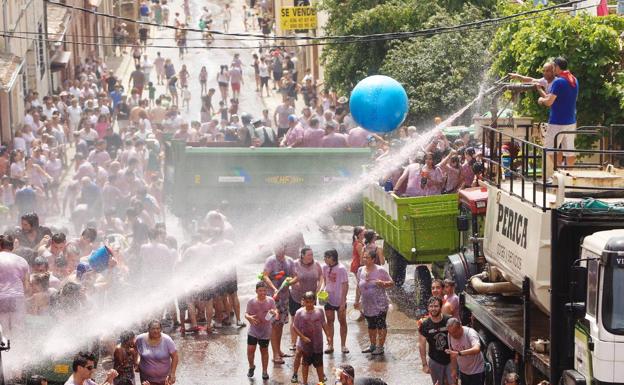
2, 0, 9, 52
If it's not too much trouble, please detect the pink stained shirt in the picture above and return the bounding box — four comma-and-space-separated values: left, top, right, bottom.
294, 306, 327, 354
0, 251, 29, 300
246, 297, 277, 340
303, 128, 325, 147
404, 164, 444, 197
347, 126, 371, 148
321, 132, 348, 148
442, 164, 462, 193
321, 263, 348, 307
284, 124, 305, 147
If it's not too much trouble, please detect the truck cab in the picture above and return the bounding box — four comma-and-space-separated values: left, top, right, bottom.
569, 230, 624, 385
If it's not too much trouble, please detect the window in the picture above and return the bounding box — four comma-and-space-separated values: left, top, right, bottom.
586, 258, 598, 317
37, 23, 45, 79
602, 265, 624, 335
21, 67, 28, 99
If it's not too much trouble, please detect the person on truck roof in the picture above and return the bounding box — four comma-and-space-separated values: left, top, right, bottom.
509, 61, 555, 93
537, 56, 579, 177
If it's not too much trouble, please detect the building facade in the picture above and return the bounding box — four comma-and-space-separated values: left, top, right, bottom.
0, 0, 51, 144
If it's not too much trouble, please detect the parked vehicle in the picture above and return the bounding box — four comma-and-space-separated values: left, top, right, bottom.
363, 185, 488, 306
165, 140, 371, 227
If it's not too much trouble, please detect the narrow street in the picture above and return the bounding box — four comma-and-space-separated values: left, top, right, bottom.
99, 2, 432, 383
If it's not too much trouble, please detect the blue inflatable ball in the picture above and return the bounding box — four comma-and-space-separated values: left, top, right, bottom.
349, 75, 408, 133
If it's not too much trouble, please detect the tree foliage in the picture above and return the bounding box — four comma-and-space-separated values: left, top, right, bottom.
319, 0, 495, 95
380, 7, 490, 126
490, 7, 624, 130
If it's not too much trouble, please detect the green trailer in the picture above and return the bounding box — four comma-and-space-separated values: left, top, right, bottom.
363, 185, 460, 304
165, 141, 371, 226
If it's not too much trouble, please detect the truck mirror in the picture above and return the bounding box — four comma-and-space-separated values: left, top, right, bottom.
570, 265, 587, 303
565, 302, 586, 320
561, 369, 587, 385
457, 215, 469, 232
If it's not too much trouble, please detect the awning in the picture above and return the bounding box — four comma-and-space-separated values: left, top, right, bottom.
50, 50, 72, 72
47, 4, 72, 42
0, 53, 24, 92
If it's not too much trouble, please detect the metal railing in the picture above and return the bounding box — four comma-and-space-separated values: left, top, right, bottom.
479, 124, 624, 211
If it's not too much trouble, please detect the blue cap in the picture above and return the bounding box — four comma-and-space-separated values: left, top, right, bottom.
76, 262, 93, 280
288, 115, 297, 122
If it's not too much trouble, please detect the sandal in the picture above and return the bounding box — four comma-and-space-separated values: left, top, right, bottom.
272, 358, 285, 364
324, 348, 334, 354
280, 352, 293, 358
341, 346, 350, 354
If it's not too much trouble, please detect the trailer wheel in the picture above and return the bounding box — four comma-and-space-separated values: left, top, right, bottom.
485, 341, 508, 385
501, 358, 519, 385
387, 247, 407, 286
414, 265, 432, 307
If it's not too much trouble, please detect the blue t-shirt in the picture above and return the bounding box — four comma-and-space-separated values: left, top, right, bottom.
140, 4, 150, 16
549, 77, 578, 125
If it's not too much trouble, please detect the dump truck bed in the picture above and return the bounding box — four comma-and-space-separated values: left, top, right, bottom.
165, 143, 371, 224
465, 292, 550, 376
363, 185, 459, 264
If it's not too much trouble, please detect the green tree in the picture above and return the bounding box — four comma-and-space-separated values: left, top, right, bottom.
380, 7, 490, 125
320, 1, 440, 94
319, 0, 496, 95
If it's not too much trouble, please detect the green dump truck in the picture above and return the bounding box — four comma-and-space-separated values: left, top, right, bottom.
363, 184, 461, 305
165, 141, 372, 226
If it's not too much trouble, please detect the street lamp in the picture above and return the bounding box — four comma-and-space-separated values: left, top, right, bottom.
0, 324, 10, 385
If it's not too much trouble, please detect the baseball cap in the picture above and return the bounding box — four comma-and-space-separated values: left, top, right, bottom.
76, 262, 93, 280
288, 114, 297, 122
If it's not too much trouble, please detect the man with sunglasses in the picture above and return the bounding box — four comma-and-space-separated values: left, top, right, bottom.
65, 352, 118, 385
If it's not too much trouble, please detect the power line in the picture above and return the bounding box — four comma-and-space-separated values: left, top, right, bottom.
44, 0, 584, 43
8, 1, 595, 50
3, 3, 595, 51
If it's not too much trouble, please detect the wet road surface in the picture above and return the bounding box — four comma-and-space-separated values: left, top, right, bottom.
141, 229, 431, 385
96, 0, 433, 382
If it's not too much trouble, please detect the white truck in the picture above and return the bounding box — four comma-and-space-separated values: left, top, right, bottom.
446, 123, 624, 385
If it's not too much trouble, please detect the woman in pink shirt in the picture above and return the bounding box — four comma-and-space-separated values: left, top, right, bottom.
320, 249, 349, 354
94, 115, 110, 139
439, 150, 463, 193
394, 152, 444, 197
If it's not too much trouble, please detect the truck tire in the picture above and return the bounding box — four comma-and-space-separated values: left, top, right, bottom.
501, 358, 519, 385
387, 247, 407, 286
414, 265, 432, 307
485, 341, 509, 385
